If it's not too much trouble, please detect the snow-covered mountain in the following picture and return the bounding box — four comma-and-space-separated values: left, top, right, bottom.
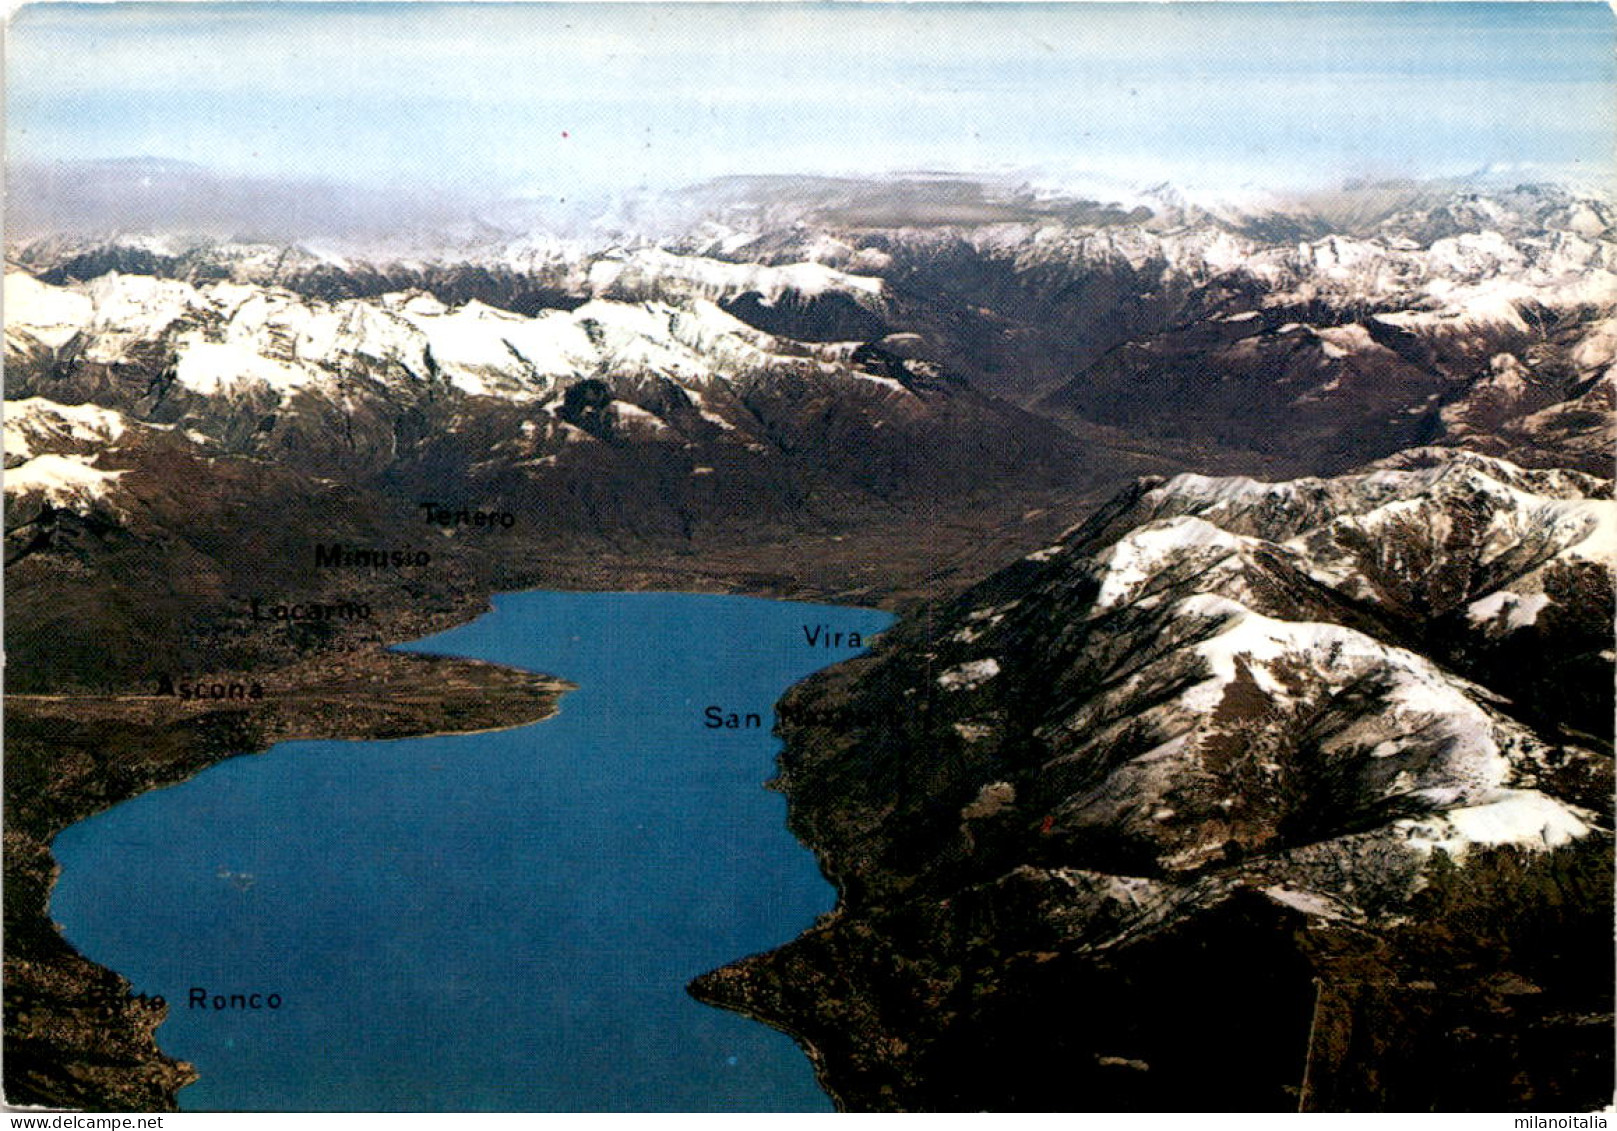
693, 447, 1614, 1111
3, 397, 141, 513
4, 257, 1015, 493
1, 257, 1102, 688
5, 266, 881, 402
778, 445, 1610, 897
7, 177, 1610, 695
11, 179, 1613, 480
676, 178, 1614, 471
6, 173, 1613, 1113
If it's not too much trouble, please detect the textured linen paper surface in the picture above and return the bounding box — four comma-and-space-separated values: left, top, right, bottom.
4, 1, 1615, 1115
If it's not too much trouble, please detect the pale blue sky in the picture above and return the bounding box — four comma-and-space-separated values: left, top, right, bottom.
7, 2, 1615, 199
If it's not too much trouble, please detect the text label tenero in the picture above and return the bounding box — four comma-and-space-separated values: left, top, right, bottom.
418, 501, 516, 529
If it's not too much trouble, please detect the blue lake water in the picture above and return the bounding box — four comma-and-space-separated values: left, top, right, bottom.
50, 591, 892, 1111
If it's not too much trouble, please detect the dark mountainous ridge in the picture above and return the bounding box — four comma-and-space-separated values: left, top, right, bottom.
692, 447, 1614, 1111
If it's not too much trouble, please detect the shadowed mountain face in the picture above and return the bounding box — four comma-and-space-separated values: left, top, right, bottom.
692, 447, 1614, 1112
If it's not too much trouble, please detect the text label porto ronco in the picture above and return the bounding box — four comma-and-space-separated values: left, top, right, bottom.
187, 988, 284, 1011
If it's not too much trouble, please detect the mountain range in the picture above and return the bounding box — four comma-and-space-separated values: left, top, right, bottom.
4, 174, 1612, 1111
694, 447, 1613, 1110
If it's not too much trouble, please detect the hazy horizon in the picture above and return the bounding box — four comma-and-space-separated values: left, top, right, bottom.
7, 2, 1615, 239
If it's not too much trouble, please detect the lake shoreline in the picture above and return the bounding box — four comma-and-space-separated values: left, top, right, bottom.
12, 588, 892, 1112
6, 647, 573, 1112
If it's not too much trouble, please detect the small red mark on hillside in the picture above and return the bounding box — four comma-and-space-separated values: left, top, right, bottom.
1040, 815, 1055, 835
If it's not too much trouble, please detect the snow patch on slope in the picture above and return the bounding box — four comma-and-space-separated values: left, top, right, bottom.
4, 272, 93, 349
939, 658, 1002, 691
1091, 516, 1256, 611
582, 247, 885, 305
5, 453, 126, 511
1401, 791, 1591, 858
5, 398, 128, 460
